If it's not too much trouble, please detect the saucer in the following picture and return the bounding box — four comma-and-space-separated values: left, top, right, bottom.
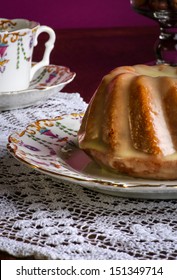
7, 113, 177, 200
0, 64, 76, 111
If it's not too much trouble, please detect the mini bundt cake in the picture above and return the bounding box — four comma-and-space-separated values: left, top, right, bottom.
78, 64, 177, 180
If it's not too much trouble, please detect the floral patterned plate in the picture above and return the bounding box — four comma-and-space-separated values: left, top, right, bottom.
7, 113, 177, 199
0, 64, 75, 111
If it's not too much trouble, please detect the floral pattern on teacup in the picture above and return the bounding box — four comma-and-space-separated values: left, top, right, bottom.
0, 18, 36, 73
0, 31, 33, 72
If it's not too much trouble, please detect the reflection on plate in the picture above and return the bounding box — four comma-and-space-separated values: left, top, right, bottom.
0, 64, 76, 111
7, 113, 177, 199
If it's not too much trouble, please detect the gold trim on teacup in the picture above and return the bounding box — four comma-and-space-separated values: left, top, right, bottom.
0, 19, 16, 31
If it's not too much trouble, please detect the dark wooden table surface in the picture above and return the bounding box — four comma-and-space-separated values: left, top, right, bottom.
1, 26, 158, 259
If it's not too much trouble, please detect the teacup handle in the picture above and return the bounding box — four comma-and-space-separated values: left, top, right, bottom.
30, 26, 56, 80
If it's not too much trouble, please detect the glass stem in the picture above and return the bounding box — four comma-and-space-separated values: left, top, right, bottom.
155, 26, 177, 65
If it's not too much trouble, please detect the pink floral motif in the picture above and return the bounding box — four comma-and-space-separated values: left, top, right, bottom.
0, 44, 7, 56
0, 43, 9, 73
45, 71, 57, 83
19, 141, 40, 152
39, 128, 58, 138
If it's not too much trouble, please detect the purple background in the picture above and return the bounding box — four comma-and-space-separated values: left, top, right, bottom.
1, 0, 156, 28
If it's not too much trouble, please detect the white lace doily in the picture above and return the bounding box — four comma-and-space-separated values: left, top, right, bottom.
1, 92, 177, 260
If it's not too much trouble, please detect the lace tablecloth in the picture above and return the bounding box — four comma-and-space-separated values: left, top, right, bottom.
1, 92, 177, 260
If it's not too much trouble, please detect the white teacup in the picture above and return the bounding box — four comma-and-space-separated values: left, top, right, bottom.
0, 18, 56, 92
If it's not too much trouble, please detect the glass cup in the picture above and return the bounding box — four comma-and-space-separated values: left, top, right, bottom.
130, 0, 177, 65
